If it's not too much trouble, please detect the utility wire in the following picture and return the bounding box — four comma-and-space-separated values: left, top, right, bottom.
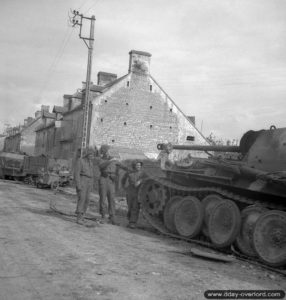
84, 0, 103, 14
38, 27, 72, 99
37, 27, 75, 102
76, 0, 92, 11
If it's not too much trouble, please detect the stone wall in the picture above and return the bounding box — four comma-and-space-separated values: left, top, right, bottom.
0, 136, 5, 152
20, 118, 44, 155
4, 134, 21, 153
60, 108, 83, 159
90, 72, 208, 159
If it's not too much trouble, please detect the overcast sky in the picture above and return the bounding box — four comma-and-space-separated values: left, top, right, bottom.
1, 0, 286, 141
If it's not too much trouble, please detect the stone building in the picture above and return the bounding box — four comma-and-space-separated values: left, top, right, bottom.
0, 134, 6, 152
4, 106, 55, 155
35, 50, 208, 160
35, 94, 82, 158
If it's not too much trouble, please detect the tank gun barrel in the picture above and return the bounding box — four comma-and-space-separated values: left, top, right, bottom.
157, 143, 241, 153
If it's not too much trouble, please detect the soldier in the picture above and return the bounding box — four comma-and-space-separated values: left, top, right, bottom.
97, 144, 118, 225
74, 147, 94, 224
122, 160, 146, 229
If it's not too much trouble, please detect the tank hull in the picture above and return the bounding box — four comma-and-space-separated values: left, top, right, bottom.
140, 127, 286, 268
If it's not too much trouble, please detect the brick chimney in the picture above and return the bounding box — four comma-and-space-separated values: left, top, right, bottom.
81, 81, 94, 90
35, 111, 41, 118
128, 50, 151, 75
27, 117, 34, 125
63, 95, 72, 110
41, 105, 50, 112
97, 72, 117, 86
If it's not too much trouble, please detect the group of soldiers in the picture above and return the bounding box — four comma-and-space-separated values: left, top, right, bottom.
74, 145, 146, 228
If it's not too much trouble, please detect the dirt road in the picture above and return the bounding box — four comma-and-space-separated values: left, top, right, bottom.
0, 180, 285, 300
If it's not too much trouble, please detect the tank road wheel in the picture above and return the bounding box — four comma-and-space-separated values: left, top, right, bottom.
253, 210, 286, 267
208, 200, 241, 248
163, 196, 183, 233
174, 196, 204, 238
201, 194, 224, 237
235, 205, 267, 257
139, 179, 168, 216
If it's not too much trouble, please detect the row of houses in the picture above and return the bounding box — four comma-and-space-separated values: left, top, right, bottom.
3, 50, 208, 160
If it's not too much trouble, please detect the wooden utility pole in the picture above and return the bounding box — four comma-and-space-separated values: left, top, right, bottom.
70, 10, 95, 157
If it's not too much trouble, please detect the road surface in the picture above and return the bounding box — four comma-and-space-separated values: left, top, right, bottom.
0, 180, 285, 300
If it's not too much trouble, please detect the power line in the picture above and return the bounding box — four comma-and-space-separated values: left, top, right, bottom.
84, 0, 103, 14
37, 27, 75, 102
76, 0, 92, 11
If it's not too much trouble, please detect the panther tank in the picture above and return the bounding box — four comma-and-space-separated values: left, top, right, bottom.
138, 126, 286, 267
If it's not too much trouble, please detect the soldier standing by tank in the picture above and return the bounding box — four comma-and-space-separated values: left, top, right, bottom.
74, 148, 94, 224
122, 160, 146, 229
96, 145, 118, 224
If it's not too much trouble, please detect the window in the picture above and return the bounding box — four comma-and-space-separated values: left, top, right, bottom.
104, 100, 107, 103
150, 85, 152, 92
170, 108, 173, 112
126, 102, 129, 106
124, 122, 127, 126
127, 81, 130, 87
100, 118, 103, 122
112, 139, 115, 143
150, 125, 153, 129
150, 106, 153, 109
186, 136, 195, 141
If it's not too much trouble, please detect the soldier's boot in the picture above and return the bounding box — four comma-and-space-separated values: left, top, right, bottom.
99, 215, 107, 224
109, 216, 118, 226
127, 222, 136, 229
76, 213, 85, 225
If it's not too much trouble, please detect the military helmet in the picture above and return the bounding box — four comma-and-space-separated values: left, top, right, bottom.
132, 160, 143, 169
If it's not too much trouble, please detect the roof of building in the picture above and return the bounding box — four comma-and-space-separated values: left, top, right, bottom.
62, 103, 83, 116
35, 124, 46, 132
52, 106, 68, 114
42, 111, 56, 119
71, 90, 83, 99
90, 85, 105, 93
102, 74, 129, 89
35, 120, 55, 132
84, 74, 128, 94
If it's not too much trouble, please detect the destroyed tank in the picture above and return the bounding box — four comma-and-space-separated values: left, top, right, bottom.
139, 126, 286, 267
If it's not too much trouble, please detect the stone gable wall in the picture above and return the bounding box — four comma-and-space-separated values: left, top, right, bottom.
90, 73, 208, 159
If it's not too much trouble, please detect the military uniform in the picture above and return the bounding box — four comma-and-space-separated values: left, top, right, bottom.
122, 164, 146, 226
74, 153, 94, 222
98, 157, 117, 222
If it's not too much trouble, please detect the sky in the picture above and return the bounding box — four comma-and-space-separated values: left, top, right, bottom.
1, 0, 286, 141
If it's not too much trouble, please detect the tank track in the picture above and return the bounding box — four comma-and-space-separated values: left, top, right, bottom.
139, 176, 286, 275
146, 176, 284, 210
